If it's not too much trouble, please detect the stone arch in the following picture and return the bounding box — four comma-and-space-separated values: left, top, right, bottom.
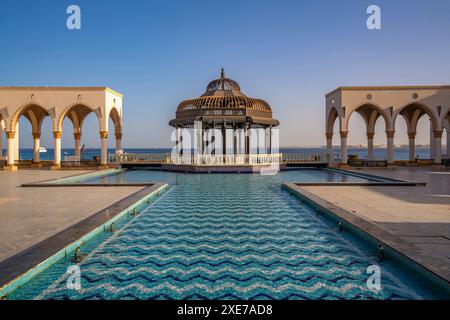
394, 102, 440, 133
9, 102, 51, 133
344, 103, 390, 133
326, 107, 341, 134
108, 106, 122, 135
56, 103, 101, 133
443, 109, 450, 130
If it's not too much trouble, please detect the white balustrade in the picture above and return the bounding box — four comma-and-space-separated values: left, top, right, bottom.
109, 152, 335, 165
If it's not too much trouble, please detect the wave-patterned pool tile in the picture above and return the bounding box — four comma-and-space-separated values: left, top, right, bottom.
9, 173, 442, 300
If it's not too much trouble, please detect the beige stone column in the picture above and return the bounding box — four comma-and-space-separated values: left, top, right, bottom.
100, 131, 108, 165
6, 131, 15, 166
74, 132, 82, 158
386, 130, 395, 164
32, 132, 41, 163
366, 132, 374, 159
340, 131, 348, 164
115, 133, 123, 155
14, 122, 19, 160
0, 125, 3, 159
429, 123, 435, 159
408, 132, 416, 162
326, 132, 333, 160
433, 130, 443, 164
53, 131, 62, 166
447, 131, 450, 157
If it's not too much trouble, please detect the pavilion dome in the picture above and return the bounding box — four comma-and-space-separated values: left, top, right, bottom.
176, 68, 273, 113
205, 68, 241, 92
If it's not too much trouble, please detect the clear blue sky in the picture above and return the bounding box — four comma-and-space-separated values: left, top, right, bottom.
1, 0, 449, 148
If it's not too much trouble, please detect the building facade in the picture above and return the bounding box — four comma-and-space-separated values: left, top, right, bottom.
326, 86, 450, 164
0, 87, 123, 169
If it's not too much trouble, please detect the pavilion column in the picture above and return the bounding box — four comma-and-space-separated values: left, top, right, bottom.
195, 122, 203, 155
32, 132, 41, 163
366, 132, 374, 160
233, 124, 237, 156
222, 122, 226, 158
433, 130, 443, 164
211, 125, 215, 155
179, 128, 184, 156
386, 130, 395, 164
408, 132, 416, 162
175, 127, 180, 156
115, 133, 123, 155
326, 132, 333, 160
201, 124, 205, 155
53, 131, 62, 166
6, 131, 15, 166
265, 126, 271, 154
339, 131, 348, 165
99, 131, 108, 166
74, 132, 82, 158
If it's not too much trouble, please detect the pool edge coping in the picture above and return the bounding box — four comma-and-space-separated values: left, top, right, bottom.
0, 183, 169, 299
282, 182, 450, 289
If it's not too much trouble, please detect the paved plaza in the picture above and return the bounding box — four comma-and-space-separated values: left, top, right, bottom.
302, 167, 450, 261
0, 170, 143, 262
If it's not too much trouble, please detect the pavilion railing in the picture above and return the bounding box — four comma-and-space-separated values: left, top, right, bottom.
109, 152, 337, 165
167, 154, 283, 165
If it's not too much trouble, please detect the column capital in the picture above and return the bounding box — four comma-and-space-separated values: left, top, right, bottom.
32, 132, 41, 139
325, 132, 333, 139
115, 133, 123, 140
74, 132, 82, 140
366, 132, 375, 139
99, 131, 108, 139
5, 131, 16, 139
339, 131, 348, 139
407, 132, 416, 139
53, 131, 62, 139
433, 130, 443, 138
385, 130, 395, 139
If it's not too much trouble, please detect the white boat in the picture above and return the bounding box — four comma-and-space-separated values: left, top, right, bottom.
38, 147, 47, 153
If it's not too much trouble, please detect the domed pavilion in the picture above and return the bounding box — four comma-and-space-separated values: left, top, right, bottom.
169, 69, 280, 167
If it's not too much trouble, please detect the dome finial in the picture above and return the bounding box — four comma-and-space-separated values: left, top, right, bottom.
221, 68, 225, 79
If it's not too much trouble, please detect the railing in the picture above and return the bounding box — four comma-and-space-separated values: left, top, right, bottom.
348, 159, 387, 167
109, 153, 168, 163
64, 155, 80, 161
167, 154, 283, 165
61, 159, 100, 167
109, 152, 337, 165
282, 153, 331, 163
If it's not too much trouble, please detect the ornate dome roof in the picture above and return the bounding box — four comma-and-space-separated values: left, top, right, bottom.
176, 69, 272, 113
205, 68, 241, 92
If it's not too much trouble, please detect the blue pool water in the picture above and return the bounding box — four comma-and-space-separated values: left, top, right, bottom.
8, 170, 447, 299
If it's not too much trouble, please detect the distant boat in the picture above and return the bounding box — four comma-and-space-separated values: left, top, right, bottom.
38, 147, 47, 153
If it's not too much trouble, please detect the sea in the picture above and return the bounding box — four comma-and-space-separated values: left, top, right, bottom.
3, 147, 435, 161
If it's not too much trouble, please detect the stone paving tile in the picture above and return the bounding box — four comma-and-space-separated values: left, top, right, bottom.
0, 170, 142, 263
301, 167, 450, 262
